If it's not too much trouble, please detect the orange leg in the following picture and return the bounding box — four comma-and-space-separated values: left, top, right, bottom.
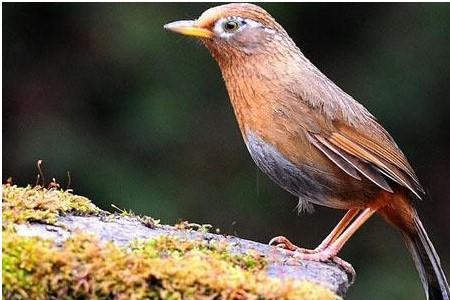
269, 208, 360, 253
321, 207, 377, 256
292, 207, 377, 275
315, 208, 360, 251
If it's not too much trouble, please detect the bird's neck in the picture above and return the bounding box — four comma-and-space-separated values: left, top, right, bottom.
216, 50, 302, 141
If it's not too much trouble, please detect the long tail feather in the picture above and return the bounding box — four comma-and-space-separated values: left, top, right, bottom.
404, 213, 449, 300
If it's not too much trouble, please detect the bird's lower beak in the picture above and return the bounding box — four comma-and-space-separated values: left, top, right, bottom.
164, 20, 213, 39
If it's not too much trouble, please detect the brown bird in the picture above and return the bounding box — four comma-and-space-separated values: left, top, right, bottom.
164, 3, 449, 299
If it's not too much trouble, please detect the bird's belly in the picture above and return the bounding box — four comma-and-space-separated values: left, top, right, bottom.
245, 132, 367, 209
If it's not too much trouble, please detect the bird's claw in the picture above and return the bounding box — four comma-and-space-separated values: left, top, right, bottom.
331, 256, 356, 283
269, 235, 318, 253
269, 236, 356, 281
291, 249, 356, 281
269, 236, 298, 251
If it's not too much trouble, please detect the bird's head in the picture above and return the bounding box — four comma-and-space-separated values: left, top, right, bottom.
164, 3, 293, 61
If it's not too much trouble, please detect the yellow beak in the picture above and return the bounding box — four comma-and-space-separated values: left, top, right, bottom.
164, 20, 213, 39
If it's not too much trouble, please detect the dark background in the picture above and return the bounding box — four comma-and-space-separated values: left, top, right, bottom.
3, 3, 450, 299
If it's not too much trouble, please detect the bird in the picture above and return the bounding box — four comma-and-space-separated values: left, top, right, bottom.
164, 3, 449, 299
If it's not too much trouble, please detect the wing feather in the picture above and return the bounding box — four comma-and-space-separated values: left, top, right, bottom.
312, 134, 393, 193
309, 122, 424, 199
309, 135, 361, 180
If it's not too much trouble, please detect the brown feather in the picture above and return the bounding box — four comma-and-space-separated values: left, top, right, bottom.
309, 135, 361, 181
312, 134, 394, 193
326, 126, 424, 199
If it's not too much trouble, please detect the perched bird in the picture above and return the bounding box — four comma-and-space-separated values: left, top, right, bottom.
164, 3, 449, 299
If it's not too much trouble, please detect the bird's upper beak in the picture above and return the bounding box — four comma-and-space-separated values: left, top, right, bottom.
164, 20, 213, 39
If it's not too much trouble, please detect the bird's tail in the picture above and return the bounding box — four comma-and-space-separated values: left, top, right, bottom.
403, 212, 450, 300
380, 194, 449, 300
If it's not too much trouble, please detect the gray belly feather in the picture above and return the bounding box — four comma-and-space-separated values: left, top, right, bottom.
245, 132, 348, 209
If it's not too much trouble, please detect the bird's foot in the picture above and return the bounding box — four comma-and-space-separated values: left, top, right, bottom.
292, 249, 355, 281
269, 236, 355, 281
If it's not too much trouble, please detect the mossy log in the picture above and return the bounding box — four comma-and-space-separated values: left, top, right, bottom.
3, 185, 354, 299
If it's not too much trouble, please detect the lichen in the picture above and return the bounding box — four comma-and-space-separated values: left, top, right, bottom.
2, 184, 341, 300
2, 184, 99, 225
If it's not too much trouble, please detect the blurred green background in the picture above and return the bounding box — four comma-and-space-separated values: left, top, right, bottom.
3, 3, 450, 299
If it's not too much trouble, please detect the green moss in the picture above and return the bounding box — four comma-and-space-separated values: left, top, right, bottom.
132, 235, 266, 272
2, 184, 341, 300
111, 203, 160, 228
174, 220, 217, 233
3, 231, 339, 300
2, 184, 99, 225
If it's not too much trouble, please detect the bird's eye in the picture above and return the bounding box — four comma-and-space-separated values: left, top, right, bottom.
223, 20, 240, 32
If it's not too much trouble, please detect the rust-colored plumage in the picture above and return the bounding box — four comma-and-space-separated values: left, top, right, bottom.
165, 3, 449, 299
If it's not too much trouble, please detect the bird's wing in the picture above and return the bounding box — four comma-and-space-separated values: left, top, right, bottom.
309, 120, 424, 199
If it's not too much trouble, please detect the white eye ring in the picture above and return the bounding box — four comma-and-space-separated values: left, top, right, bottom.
213, 17, 263, 40
222, 20, 240, 32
